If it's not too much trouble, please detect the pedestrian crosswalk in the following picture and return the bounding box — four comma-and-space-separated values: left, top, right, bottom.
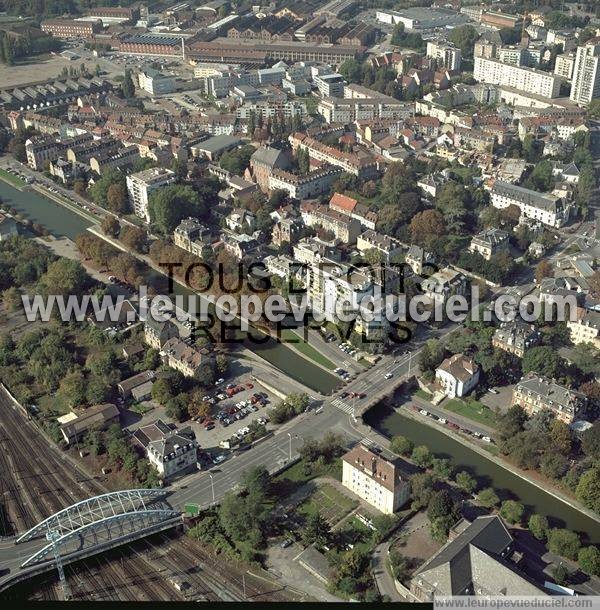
330, 398, 354, 414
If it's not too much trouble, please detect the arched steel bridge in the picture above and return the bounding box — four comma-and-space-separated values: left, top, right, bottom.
0, 489, 182, 590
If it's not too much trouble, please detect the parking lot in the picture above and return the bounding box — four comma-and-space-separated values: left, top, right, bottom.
189, 374, 279, 454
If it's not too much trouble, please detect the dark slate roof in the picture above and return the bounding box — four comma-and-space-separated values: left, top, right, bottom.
417, 516, 513, 595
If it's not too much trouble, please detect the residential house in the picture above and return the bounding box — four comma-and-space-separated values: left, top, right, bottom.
567, 307, 600, 349
144, 318, 179, 349
117, 370, 156, 401
435, 353, 480, 398
133, 419, 197, 481
469, 228, 510, 261
492, 321, 541, 358
161, 337, 206, 378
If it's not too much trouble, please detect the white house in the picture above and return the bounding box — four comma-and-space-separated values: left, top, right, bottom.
435, 353, 480, 398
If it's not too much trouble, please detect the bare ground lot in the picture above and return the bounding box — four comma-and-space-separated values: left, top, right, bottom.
0, 55, 82, 88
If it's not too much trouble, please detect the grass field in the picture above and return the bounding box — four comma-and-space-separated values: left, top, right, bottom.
443, 398, 497, 428
0, 168, 26, 189
298, 482, 358, 526
278, 328, 335, 370
414, 389, 431, 401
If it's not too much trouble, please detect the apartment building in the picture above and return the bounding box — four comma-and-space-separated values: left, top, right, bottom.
161, 337, 205, 378
318, 97, 414, 124
138, 66, 176, 95
41, 18, 102, 38
554, 52, 576, 80
268, 166, 342, 201
435, 353, 480, 398
426, 40, 462, 71
66, 136, 120, 166
468, 228, 509, 261
289, 133, 378, 179
25, 135, 61, 170
342, 444, 410, 515
314, 73, 345, 98
173, 217, 212, 258
300, 201, 361, 244
570, 40, 600, 106
567, 307, 600, 349
474, 56, 562, 99
492, 321, 541, 358
421, 267, 467, 308
356, 230, 403, 263
491, 181, 570, 228
89, 146, 140, 175
513, 373, 587, 424
249, 145, 291, 192
126, 167, 176, 222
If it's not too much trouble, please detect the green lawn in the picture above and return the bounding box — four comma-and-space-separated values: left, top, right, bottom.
271, 458, 342, 499
0, 168, 26, 189
278, 328, 335, 370
298, 483, 358, 526
414, 389, 431, 401
443, 398, 497, 428
129, 402, 153, 415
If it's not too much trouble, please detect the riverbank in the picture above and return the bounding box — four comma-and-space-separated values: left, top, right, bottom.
364, 403, 600, 541
0, 168, 25, 190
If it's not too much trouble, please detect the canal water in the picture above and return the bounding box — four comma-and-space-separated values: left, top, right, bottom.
365, 403, 600, 543
0, 179, 339, 394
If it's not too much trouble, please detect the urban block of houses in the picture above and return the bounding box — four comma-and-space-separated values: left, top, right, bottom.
492, 321, 541, 358
341, 444, 410, 515
435, 353, 480, 398
512, 373, 588, 424
132, 419, 197, 481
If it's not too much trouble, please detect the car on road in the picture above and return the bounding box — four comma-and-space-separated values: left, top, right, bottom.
280, 538, 293, 548
384, 372, 393, 379
212, 454, 226, 465
488, 388, 499, 394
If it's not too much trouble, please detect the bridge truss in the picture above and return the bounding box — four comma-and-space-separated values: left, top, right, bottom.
16, 489, 181, 568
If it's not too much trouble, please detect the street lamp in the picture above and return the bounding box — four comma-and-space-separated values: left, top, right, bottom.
287, 432, 292, 460
208, 473, 215, 504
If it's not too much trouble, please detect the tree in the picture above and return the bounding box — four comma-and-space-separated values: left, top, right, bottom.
89, 169, 126, 209
57, 368, 86, 408
218, 145, 255, 175
528, 514, 549, 541
410, 473, 435, 509
411, 445, 433, 468
148, 184, 206, 235
540, 452, 569, 480
547, 528, 581, 560
497, 405, 528, 440
575, 467, 600, 513
166, 394, 188, 422
570, 343, 600, 376
106, 183, 129, 214
431, 457, 453, 480
477, 487, 500, 509
1, 286, 20, 311
578, 546, 600, 576
535, 260, 553, 283
448, 24, 479, 57
101, 215, 120, 238
581, 423, 600, 459
427, 490, 456, 521
390, 435, 414, 456
521, 346, 563, 379
119, 225, 147, 252
121, 69, 135, 98
455, 471, 477, 494
553, 563, 569, 586
302, 512, 329, 547
410, 209, 446, 248
418, 339, 446, 374
526, 159, 555, 192
499, 500, 524, 524
38, 258, 87, 296
549, 420, 573, 456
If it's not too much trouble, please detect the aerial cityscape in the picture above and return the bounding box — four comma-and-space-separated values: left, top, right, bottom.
0, 0, 598, 604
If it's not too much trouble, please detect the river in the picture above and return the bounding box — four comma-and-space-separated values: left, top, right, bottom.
0, 179, 339, 394
365, 403, 600, 544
